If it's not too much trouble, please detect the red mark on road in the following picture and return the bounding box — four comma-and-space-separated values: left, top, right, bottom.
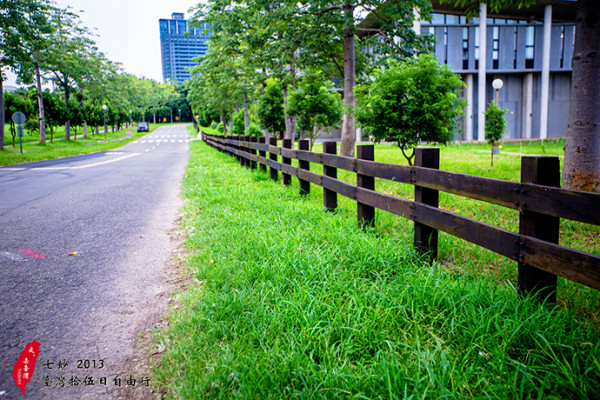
13, 340, 41, 395
18, 249, 47, 259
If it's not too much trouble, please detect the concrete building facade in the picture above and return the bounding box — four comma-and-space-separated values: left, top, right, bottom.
422, 0, 577, 141
159, 13, 211, 84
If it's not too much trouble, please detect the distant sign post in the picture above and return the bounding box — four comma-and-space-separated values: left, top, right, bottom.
12, 112, 26, 154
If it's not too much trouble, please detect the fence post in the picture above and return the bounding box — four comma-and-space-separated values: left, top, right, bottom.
249, 136, 257, 170
259, 137, 267, 172
519, 156, 560, 303
414, 148, 439, 261
243, 137, 249, 167
357, 145, 375, 228
231, 135, 238, 162
245, 136, 251, 167
323, 141, 338, 211
299, 139, 310, 195
269, 137, 278, 182
282, 139, 292, 186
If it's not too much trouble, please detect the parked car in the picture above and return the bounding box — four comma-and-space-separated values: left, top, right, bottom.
137, 122, 149, 132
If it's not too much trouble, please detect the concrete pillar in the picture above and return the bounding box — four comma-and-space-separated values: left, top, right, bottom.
477, 3, 487, 142
413, 8, 421, 35
522, 73, 533, 139
464, 74, 474, 141
540, 4, 552, 139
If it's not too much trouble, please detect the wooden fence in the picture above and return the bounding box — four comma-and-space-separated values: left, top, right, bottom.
202, 133, 600, 302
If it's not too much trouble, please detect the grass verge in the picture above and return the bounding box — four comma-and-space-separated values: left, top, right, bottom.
154, 140, 600, 399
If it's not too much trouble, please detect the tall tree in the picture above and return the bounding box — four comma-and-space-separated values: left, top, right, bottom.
0, 0, 55, 146
299, 0, 433, 156
286, 71, 343, 150
45, 8, 96, 140
444, 0, 598, 191
562, 0, 599, 192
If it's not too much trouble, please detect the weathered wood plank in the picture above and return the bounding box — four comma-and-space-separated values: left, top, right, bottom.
357, 145, 375, 228
355, 187, 412, 220
269, 137, 278, 182
282, 139, 292, 186
299, 140, 310, 195
258, 137, 267, 172
519, 156, 560, 302
356, 159, 413, 184
323, 142, 338, 211
520, 237, 600, 291
413, 202, 521, 262
414, 148, 440, 260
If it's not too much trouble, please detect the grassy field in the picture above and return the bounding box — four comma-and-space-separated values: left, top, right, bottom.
0, 123, 186, 166
153, 139, 600, 399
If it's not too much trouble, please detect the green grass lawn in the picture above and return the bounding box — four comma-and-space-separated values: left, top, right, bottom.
153, 139, 600, 399
0, 123, 191, 166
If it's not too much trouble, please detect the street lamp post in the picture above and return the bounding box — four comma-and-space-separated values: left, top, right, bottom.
492, 78, 503, 104
178, 108, 181, 123
102, 104, 107, 139
129, 109, 132, 127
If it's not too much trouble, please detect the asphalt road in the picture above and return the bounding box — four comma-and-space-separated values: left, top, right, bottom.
0, 125, 193, 399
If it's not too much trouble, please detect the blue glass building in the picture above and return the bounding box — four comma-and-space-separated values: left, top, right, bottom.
159, 13, 210, 84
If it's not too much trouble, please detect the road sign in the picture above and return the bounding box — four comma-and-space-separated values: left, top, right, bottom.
12, 111, 26, 125
12, 112, 26, 154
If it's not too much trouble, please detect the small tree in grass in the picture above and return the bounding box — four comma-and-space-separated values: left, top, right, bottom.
256, 79, 285, 140
484, 101, 507, 167
356, 54, 466, 165
286, 72, 343, 151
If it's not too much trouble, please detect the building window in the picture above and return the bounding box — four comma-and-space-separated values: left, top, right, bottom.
492, 26, 499, 69
525, 26, 534, 68
446, 15, 459, 25
432, 13, 444, 24
462, 27, 469, 69
474, 26, 479, 70
559, 25, 565, 68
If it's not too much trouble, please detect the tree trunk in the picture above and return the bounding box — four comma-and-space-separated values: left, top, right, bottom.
562, 0, 600, 192
310, 124, 318, 151
0, 76, 4, 151
229, 104, 234, 135
283, 85, 296, 141
34, 57, 47, 143
64, 86, 70, 140
340, 2, 356, 157
244, 92, 249, 134
80, 89, 87, 138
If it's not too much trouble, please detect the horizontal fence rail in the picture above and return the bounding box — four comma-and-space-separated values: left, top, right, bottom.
202, 133, 600, 299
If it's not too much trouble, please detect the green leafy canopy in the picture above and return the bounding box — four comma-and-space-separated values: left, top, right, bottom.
356, 54, 466, 165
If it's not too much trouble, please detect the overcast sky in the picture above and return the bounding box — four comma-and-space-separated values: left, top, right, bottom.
6, 0, 202, 86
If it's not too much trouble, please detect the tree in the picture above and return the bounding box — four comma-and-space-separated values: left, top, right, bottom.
483, 101, 506, 167
300, 0, 434, 157
0, 0, 56, 147
442, 0, 598, 191
355, 54, 466, 165
562, 0, 599, 192
41, 90, 65, 142
286, 71, 343, 150
4, 89, 35, 147
256, 79, 286, 139
44, 8, 96, 140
